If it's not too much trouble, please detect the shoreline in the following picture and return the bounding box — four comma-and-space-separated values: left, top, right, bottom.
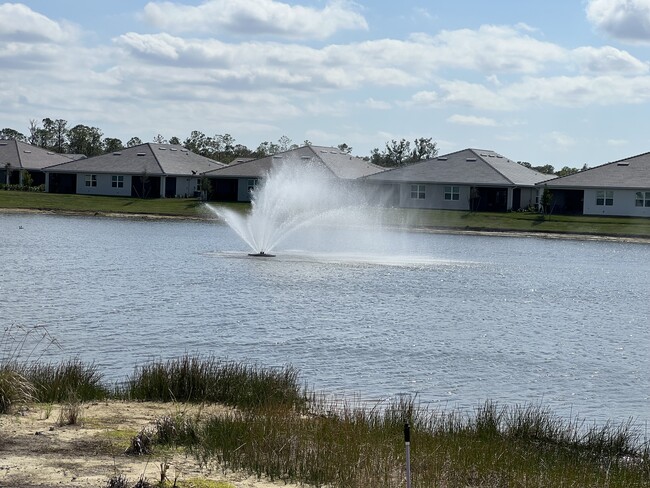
4, 206, 650, 245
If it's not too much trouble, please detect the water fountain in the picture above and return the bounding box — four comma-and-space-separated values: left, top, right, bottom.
207, 160, 381, 256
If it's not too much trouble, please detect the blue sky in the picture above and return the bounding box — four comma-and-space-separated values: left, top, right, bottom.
3, 0, 650, 167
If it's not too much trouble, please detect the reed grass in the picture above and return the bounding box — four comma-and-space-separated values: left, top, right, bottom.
2, 344, 649, 486
25, 359, 109, 402
165, 397, 650, 488
121, 354, 306, 411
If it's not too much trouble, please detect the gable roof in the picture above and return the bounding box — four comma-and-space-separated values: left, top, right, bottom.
43, 143, 225, 176
542, 152, 650, 189
364, 148, 551, 187
0, 139, 83, 170
203, 145, 385, 179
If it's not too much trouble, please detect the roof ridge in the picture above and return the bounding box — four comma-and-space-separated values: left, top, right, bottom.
470, 148, 516, 185
146, 142, 166, 175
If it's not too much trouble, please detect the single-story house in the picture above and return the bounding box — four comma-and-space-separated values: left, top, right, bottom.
202, 145, 385, 202
0, 139, 84, 186
363, 148, 551, 212
540, 152, 650, 217
44, 143, 226, 198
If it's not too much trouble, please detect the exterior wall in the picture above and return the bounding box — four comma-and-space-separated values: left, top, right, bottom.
583, 188, 650, 216
519, 187, 539, 210
398, 183, 470, 210
172, 176, 202, 198
237, 177, 259, 202
76, 173, 132, 196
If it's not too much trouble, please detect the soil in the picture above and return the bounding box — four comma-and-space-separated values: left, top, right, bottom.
0, 401, 302, 488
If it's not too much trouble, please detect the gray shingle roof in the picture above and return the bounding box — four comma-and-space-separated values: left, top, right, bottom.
203, 145, 385, 179
43, 143, 225, 176
542, 152, 650, 189
364, 148, 551, 187
0, 139, 83, 170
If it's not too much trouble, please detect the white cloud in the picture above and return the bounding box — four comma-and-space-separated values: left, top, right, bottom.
142, 0, 368, 39
410, 91, 439, 106
544, 131, 576, 149
607, 138, 628, 146
0, 3, 77, 43
363, 98, 392, 110
572, 46, 649, 74
586, 0, 650, 43
447, 114, 498, 127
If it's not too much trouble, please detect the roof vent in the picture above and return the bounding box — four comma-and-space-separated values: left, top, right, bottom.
170, 148, 178, 152
113, 152, 121, 156
300, 156, 310, 160
137, 152, 146, 156
181, 149, 188, 152
47, 152, 54, 155
617, 162, 630, 166
23, 150, 31, 153
496, 155, 503, 158
158, 147, 167, 150
437, 157, 448, 161
466, 157, 477, 162
0, 142, 7, 146
272, 155, 282, 159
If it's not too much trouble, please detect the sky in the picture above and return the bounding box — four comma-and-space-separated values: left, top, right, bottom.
3, 0, 650, 167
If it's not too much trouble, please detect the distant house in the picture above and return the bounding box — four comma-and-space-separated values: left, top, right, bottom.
44, 143, 226, 198
0, 139, 84, 186
541, 152, 650, 216
364, 148, 551, 212
202, 145, 385, 202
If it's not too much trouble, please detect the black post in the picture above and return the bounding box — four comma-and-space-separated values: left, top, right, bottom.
404, 422, 411, 488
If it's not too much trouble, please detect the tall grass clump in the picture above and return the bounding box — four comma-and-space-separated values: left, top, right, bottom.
0, 324, 56, 413
26, 358, 109, 402
168, 398, 650, 488
123, 354, 306, 410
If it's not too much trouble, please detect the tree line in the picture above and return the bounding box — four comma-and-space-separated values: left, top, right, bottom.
0, 118, 444, 168
6, 118, 584, 174
518, 161, 588, 177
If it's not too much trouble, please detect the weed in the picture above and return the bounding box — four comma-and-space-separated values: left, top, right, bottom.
57, 391, 82, 426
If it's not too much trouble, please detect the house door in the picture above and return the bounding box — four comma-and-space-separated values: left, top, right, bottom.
512, 188, 521, 211
165, 177, 177, 198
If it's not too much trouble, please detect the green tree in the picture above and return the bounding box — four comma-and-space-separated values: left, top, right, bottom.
168, 136, 181, 145
183, 131, 212, 157
337, 143, 352, 153
67, 124, 103, 157
370, 137, 438, 167
411, 137, 437, 161
103, 137, 124, 153
127, 137, 143, 147
153, 134, 167, 144
556, 166, 579, 177
0, 128, 26, 141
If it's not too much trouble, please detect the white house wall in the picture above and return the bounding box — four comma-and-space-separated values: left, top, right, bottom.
399, 183, 470, 210
173, 176, 201, 198
519, 188, 539, 209
76, 173, 132, 196
583, 188, 650, 216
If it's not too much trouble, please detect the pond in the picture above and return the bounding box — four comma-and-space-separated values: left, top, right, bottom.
1, 211, 649, 425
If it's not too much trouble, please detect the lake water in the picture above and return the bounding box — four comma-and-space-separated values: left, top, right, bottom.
1, 211, 649, 425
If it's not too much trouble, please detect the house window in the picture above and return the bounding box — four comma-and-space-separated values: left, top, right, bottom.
635, 191, 650, 207
85, 174, 97, 187
111, 175, 124, 188
596, 190, 613, 206
410, 184, 425, 199
444, 186, 460, 201
247, 178, 258, 193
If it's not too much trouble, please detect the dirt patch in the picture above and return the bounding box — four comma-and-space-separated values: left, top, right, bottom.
0, 401, 301, 488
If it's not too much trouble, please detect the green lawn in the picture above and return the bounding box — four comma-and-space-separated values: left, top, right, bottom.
0, 191, 246, 218
2, 191, 650, 238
